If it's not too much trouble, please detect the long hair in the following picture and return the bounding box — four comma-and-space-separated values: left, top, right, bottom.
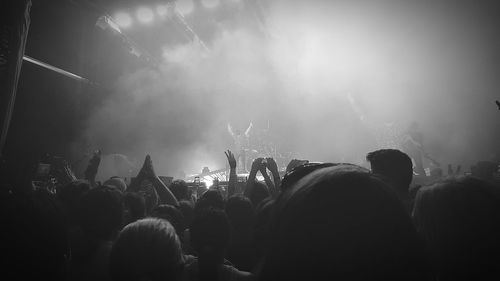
109, 218, 184, 281
261, 164, 429, 281
413, 176, 500, 281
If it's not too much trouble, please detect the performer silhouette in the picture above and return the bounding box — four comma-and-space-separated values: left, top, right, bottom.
227, 121, 253, 173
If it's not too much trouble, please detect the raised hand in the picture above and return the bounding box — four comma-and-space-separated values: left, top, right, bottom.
132, 154, 179, 207
84, 149, 101, 182
259, 158, 268, 175
54, 158, 78, 186
266, 157, 282, 193
225, 150, 237, 198
225, 150, 237, 169
138, 155, 156, 179
251, 157, 265, 173
266, 157, 279, 174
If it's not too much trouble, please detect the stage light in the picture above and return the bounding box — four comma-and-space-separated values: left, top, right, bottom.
114, 12, 132, 28
202, 176, 213, 188
157, 5, 168, 17
137, 7, 154, 23
201, 0, 220, 9
176, 0, 194, 15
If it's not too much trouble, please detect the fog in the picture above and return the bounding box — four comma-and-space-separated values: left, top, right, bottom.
79, 0, 500, 180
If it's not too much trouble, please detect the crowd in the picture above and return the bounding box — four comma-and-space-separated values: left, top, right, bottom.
1, 147, 500, 281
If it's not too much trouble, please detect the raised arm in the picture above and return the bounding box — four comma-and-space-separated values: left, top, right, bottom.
266, 157, 281, 193
129, 155, 179, 206
84, 149, 101, 188
246, 158, 262, 188
225, 150, 237, 198
259, 161, 277, 197
244, 121, 253, 137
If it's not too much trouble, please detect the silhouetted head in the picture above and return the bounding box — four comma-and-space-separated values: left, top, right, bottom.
195, 189, 225, 214
103, 176, 127, 193
178, 200, 195, 229
366, 149, 413, 193
413, 176, 500, 281
190, 207, 230, 264
225, 195, 255, 230
152, 204, 185, 238
56, 180, 90, 225
123, 191, 146, 225
244, 181, 270, 207
169, 179, 190, 201
77, 185, 124, 241
281, 162, 337, 190
109, 218, 184, 281
260, 164, 428, 281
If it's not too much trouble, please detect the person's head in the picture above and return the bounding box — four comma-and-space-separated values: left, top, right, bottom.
152, 204, 185, 238
195, 189, 225, 214
123, 192, 146, 225
366, 149, 413, 193
56, 180, 90, 225
169, 179, 191, 201
190, 207, 230, 263
281, 162, 336, 191
77, 185, 124, 241
109, 218, 184, 281
178, 200, 195, 229
260, 164, 428, 281
244, 181, 270, 207
225, 195, 255, 230
103, 176, 127, 193
413, 176, 500, 281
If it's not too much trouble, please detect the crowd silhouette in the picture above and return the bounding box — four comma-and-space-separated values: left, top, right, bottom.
1, 145, 500, 281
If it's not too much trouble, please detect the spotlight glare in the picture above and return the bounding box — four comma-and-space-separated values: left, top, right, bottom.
203, 176, 213, 188
136, 7, 154, 23
176, 0, 194, 15
114, 12, 132, 28
157, 5, 168, 17
201, 0, 220, 9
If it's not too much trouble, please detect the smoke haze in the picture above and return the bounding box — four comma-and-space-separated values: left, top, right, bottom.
80, 0, 500, 179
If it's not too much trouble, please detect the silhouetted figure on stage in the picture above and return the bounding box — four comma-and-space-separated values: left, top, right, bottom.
347, 92, 405, 149
228, 122, 253, 173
